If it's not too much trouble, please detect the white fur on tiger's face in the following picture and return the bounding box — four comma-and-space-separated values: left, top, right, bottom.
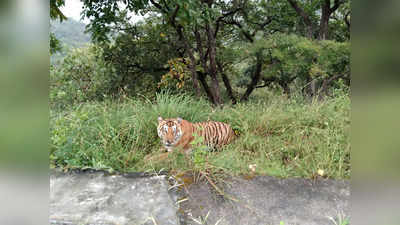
157, 117, 183, 151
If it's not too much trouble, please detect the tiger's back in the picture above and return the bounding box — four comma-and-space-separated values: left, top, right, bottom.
192, 121, 236, 148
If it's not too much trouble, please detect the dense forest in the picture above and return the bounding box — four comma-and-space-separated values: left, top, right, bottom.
50, 0, 350, 179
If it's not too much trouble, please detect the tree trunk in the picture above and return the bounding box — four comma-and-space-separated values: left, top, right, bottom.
319, 0, 345, 40
279, 80, 291, 96
194, 27, 219, 105
206, 24, 221, 105
217, 61, 237, 105
241, 52, 263, 101
197, 72, 217, 105
287, 0, 314, 39
319, 1, 331, 40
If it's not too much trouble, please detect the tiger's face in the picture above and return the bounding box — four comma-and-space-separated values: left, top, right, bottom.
157, 116, 183, 151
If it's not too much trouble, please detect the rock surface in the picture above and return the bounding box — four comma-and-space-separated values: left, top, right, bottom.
50, 170, 178, 225
50, 170, 349, 225
177, 176, 350, 225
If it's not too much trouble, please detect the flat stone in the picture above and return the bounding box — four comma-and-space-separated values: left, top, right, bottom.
176, 176, 350, 225
50, 170, 178, 225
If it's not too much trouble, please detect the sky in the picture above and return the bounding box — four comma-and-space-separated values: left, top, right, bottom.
61, 0, 144, 24
61, 0, 88, 23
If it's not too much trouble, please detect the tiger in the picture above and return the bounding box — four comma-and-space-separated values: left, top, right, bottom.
157, 116, 236, 154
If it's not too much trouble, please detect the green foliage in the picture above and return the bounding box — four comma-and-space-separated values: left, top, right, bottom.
50, 32, 62, 55
50, 45, 116, 108
50, 0, 66, 21
318, 40, 350, 77
239, 33, 350, 94
97, 18, 181, 97
50, 90, 350, 179
190, 131, 212, 171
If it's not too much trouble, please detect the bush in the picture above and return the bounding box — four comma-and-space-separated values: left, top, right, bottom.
50, 44, 116, 108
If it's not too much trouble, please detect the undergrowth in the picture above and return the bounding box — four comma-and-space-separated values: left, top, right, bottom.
50, 90, 350, 179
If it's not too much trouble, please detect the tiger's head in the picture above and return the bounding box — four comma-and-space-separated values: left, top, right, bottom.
157, 116, 183, 151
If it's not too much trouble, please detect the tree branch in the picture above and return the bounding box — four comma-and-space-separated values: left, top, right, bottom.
255, 77, 277, 88
127, 63, 168, 73
247, 17, 273, 30
287, 0, 312, 26
344, 11, 350, 28
222, 19, 254, 42
214, 7, 242, 37
149, 0, 168, 14
331, 0, 345, 12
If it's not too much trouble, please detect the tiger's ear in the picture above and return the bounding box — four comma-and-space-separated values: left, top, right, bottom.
158, 116, 163, 123
177, 117, 182, 123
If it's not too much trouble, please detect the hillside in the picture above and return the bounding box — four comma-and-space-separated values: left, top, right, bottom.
50, 18, 91, 48
50, 18, 92, 64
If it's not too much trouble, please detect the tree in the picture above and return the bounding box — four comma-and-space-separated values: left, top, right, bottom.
82, 0, 248, 105
99, 17, 179, 96
287, 0, 348, 40
80, 0, 350, 104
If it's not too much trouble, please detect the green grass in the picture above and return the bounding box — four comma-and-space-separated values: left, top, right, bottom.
50, 90, 350, 179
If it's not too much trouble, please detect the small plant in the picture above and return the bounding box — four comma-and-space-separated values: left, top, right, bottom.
189, 211, 224, 225
158, 58, 191, 91
191, 132, 209, 170
327, 211, 350, 225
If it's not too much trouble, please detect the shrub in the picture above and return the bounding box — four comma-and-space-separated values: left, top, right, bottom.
50, 44, 116, 108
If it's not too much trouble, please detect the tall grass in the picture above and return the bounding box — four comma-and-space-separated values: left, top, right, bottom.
50, 90, 350, 178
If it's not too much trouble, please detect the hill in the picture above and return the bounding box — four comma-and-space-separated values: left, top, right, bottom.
50, 18, 92, 64
51, 18, 91, 48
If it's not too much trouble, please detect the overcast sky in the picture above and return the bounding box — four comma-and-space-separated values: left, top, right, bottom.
61, 0, 144, 24
61, 0, 86, 23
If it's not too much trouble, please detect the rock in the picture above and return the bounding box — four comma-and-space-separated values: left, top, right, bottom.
50, 170, 350, 225
50, 170, 178, 225
176, 176, 350, 225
